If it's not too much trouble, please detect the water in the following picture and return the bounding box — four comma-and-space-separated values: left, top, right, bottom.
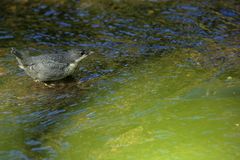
0, 0, 240, 160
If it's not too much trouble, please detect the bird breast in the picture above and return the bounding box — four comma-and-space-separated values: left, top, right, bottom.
66, 62, 78, 74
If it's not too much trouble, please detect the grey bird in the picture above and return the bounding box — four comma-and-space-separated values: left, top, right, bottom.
11, 48, 92, 82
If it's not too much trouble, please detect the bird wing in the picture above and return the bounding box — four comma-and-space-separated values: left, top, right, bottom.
30, 59, 68, 72
24, 54, 74, 66
28, 59, 70, 81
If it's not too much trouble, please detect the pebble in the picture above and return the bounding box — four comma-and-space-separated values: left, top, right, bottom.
227, 76, 232, 80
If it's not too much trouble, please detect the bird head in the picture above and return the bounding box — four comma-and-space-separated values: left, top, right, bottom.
67, 49, 93, 61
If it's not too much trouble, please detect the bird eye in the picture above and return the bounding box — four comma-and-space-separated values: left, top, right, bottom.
81, 50, 86, 56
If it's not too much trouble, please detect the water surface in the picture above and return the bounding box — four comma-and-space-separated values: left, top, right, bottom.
0, 0, 239, 160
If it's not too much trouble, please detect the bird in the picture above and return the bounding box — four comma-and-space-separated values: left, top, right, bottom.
11, 48, 93, 82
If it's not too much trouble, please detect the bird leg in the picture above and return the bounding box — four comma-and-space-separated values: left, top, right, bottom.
43, 82, 56, 88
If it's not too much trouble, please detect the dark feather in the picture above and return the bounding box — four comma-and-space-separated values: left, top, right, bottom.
11, 48, 23, 60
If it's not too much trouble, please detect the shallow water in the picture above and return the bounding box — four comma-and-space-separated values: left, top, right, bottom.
0, 0, 240, 160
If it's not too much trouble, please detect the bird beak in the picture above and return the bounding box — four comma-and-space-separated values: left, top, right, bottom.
89, 51, 94, 55
11, 47, 16, 54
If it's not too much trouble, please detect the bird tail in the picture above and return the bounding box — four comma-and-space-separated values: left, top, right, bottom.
11, 48, 24, 60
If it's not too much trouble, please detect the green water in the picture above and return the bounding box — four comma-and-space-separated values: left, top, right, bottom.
0, 0, 240, 160
47, 52, 240, 160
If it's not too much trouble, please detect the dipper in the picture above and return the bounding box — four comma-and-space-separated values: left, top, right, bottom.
11, 48, 92, 82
